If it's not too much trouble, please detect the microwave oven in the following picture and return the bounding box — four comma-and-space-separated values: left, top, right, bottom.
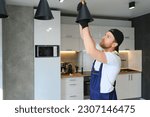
35, 45, 59, 57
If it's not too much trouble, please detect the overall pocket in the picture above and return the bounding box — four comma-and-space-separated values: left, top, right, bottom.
90, 73, 100, 91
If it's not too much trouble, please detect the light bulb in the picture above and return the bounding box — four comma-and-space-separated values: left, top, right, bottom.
59, 0, 64, 3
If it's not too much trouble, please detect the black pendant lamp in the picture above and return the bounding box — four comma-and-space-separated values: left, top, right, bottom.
0, 0, 8, 18
34, 0, 54, 20
76, 0, 93, 23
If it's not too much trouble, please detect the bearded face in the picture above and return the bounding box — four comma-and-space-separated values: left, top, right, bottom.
99, 32, 116, 50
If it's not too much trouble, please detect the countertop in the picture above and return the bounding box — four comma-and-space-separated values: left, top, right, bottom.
61, 69, 141, 78
61, 73, 84, 78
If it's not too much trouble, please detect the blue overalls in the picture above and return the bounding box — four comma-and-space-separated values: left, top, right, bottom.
90, 60, 117, 100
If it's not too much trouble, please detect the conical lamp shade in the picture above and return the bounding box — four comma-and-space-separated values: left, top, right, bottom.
34, 0, 54, 20
0, 0, 8, 18
76, 2, 93, 23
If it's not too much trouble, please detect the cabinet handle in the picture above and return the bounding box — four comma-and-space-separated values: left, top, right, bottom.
70, 95, 77, 97
69, 84, 77, 86
69, 79, 76, 81
128, 74, 130, 80
131, 74, 132, 80
66, 49, 72, 51
70, 95, 77, 98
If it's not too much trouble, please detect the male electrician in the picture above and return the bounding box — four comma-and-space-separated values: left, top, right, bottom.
77, 2, 124, 100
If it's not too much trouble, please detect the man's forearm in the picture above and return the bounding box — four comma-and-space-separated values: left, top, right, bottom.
79, 25, 83, 39
81, 27, 96, 54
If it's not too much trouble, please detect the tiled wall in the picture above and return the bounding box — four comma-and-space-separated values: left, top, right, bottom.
60, 51, 79, 72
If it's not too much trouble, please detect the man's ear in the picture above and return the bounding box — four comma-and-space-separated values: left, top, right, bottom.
112, 42, 118, 48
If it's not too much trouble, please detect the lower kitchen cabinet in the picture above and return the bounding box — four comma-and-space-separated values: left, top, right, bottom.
61, 77, 83, 100
116, 73, 141, 99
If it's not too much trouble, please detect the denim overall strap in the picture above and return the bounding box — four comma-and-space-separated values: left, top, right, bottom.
90, 60, 103, 100
90, 60, 117, 100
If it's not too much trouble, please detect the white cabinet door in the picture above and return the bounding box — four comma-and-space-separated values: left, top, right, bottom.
61, 25, 135, 51
34, 11, 60, 45
61, 38, 80, 51
61, 24, 80, 51
90, 26, 135, 50
118, 27, 135, 50
61, 24, 80, 39
116, 73, 141, 99
116, 74, 130, 99
129, 73, 141, 98
34, 58, 61, 100
61, 77, 83, 100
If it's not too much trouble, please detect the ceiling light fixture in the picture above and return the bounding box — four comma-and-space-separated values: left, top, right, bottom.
59, 0, 64, 3
0, 0, 8, 18
129, 1, 135, 10
34, 0, 54, 20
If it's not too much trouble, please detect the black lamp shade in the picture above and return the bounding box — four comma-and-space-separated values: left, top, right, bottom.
34, 0, 54, 20
129, 1, 135, 9
76, 2, 93, 23
0, 0, 8, 18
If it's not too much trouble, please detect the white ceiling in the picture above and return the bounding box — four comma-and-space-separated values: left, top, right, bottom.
6, 0, 150, 19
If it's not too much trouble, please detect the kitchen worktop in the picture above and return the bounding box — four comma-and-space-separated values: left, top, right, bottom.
61, 69, 141, 78
119, 69, 141, 74
61, 73, 84, 78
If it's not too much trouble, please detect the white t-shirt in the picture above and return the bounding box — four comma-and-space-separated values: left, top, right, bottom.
94, 51, 121, 93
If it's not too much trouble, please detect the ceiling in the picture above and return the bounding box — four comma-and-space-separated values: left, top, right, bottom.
6, 0, 150, 19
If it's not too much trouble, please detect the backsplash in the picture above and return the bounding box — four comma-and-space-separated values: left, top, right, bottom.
119, 51, 128, 69
60, 51, 79, 72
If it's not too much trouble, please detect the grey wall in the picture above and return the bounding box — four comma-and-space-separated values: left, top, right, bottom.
2, 5, 34, 100
0, 19, 2, 100
132, 13, 150, 100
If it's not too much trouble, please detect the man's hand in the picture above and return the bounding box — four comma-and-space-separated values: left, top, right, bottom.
79, 20, 89, 29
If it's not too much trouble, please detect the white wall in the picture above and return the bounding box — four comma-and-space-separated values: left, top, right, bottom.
61, 16, 131, 27
0, 19, 2, 100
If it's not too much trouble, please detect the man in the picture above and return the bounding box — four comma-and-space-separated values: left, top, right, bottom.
77, 2, 124, 100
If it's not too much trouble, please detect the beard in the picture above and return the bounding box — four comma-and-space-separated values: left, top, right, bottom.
99, 41, 110, 49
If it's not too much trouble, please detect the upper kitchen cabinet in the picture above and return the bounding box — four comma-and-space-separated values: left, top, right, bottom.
89, 26, 135, 50
61, 24, 135, 51
61, 24, 81, 51
34, 10, 60, 45
118, 27, 135, 50
128, 50, 142, 71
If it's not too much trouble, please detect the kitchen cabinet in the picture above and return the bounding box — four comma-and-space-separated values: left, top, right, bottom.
118, 27, 135, 50
61, 24, 81, 51
116, 73, 141, 99
61, 77, 84, 100
34, 10, 61, 100
128, 50, 142, 71
61, 38, 80, 51
61, 24, 135, 51
88, 26, 135, 50
34, 11, 60, 45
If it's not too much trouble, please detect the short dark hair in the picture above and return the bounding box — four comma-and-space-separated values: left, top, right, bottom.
109, 29, 124, 51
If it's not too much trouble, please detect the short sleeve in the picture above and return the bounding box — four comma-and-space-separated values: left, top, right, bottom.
105, 52, 121, 66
